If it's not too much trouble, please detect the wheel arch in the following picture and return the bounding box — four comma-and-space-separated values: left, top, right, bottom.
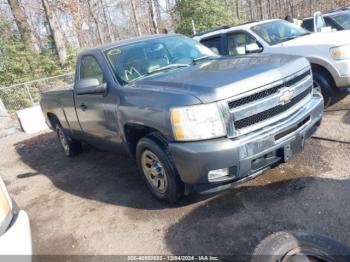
124, 123, 168, 158
307, 57, 337, 87
47, 112, 60, 129
310, 63, 336, 87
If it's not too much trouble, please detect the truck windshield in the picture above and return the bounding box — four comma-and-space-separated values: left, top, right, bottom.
332, 12, 350, 29
104, 35, 215, 85
251, 20, 310, 45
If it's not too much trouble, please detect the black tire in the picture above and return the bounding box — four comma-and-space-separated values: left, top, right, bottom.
313, 69, 336, 108
252, 231, 350, 262
56, 124, 82, 157
136, 133, 184, 203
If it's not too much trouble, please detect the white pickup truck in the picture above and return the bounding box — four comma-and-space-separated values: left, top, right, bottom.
193, 19, 350, 106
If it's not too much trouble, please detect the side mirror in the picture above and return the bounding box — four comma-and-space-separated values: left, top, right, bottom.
246, 43, 263, 54
75, 78, 107, 95
210, 47, 219, 55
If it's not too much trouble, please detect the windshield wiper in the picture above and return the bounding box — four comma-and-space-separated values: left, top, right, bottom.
147, 64, 190, 75
192, 55, 217, 63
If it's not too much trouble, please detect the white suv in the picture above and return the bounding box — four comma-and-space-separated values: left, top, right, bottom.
193, 19, 350, 106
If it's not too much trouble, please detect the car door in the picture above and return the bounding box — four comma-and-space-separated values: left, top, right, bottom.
74, 54, 119, 148
226, 31, 263, 57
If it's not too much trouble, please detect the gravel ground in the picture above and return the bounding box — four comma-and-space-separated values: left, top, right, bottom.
0, 96, 349, 259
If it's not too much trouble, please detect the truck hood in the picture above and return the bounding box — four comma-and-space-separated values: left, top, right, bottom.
280, 30, 350, 47
133, 54, 309, 103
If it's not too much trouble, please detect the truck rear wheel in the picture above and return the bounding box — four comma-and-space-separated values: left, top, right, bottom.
136, 134, 184, 203
56, 124, 82, 157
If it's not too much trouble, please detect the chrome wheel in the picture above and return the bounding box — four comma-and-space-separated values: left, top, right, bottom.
58, 128, 69, 154
141, 150, 168, 194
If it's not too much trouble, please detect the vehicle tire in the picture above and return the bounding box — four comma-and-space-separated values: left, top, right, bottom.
252, 231, 350, 262
136, 133, 184, 203
312, 69, 336, 108
56, 124, 82, 157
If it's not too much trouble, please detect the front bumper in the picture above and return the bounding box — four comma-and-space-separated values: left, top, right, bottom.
0, 210, 32, 258
333, 60, 350, 88
169, 93, 324, 192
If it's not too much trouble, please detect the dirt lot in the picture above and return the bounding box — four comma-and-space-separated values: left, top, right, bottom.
1, 96, 350, 258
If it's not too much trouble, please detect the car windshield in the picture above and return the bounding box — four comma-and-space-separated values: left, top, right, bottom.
332, 11, 350, 29
251, 20, 310, 45
104, 35, 216, 85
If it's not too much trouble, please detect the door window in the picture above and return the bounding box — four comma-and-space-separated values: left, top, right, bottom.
80, 56, 105, 84
302, 19, 314, 32
200, 36, 221, 53
227, 32, 260, 56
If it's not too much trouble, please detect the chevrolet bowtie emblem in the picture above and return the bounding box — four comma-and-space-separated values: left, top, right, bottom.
279, 89, 294, 104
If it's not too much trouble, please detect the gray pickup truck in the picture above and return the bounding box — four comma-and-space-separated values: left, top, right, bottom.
40, 34, 324, 203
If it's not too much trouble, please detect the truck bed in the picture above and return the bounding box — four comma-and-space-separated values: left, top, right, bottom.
40, 85, 79, 131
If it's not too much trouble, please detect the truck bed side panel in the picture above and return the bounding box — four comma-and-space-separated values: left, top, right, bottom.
40, 88, 81, 136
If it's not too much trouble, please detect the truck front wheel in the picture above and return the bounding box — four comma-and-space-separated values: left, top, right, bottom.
312, 69, 335, 108
56, 124, 82, 157
136, 135, 184, 203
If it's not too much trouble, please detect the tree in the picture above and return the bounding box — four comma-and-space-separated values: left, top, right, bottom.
7, 0, 41, 54
58, 0, 87, 48
175, 0, 236, 35
149, 0, 159, 34
87, 0, 105, 44
130, 0, 142, 36
41, 0, 68, 66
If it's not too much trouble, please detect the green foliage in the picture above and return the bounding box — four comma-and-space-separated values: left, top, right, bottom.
0, 19, 76, 113
0, 19, 76, 86
175, 0, 237, 35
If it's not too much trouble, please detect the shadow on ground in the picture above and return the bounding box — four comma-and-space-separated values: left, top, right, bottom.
164, 175, 350, 258
14, 132, 208, 210
13, 131, 350, 257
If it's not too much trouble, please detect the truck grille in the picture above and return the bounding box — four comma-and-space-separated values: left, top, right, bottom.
227, 69, 313, 136
228, 70, 310, 109
234, 86, 312, 130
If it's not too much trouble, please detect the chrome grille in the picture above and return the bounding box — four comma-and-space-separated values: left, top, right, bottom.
228, 70, 311, 109
227, 68, 313, 136
234, 86, 312, 130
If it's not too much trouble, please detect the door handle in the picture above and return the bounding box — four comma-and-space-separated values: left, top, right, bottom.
80, 103, 88, 111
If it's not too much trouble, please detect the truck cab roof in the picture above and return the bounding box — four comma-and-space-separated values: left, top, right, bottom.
80, 34, 179, 56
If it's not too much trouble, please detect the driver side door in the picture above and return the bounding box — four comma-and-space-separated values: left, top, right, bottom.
75, 55, 118, 146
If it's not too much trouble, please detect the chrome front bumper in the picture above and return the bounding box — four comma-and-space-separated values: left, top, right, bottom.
169, 92, 324, 191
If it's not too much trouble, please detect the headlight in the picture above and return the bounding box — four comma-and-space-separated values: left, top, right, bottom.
0, 177, 13, 235
170, 103, 226, 141
330, 45, 350, 60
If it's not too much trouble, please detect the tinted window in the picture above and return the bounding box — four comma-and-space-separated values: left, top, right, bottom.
80, 56, 104, 84
227, 32, 260, 56
302, 19, 314, 31
200, 36, 221, 52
